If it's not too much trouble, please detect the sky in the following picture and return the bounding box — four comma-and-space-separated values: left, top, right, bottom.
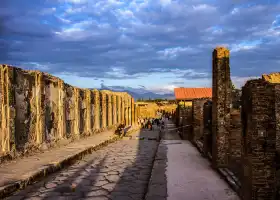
1, 0, 280, 95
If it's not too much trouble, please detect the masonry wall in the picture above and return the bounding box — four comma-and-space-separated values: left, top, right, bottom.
241, 78, 279, 200
191, 99, 209, 143
0, 64, 136, 159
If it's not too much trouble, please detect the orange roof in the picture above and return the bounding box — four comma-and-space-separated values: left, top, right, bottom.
174, 87, 212, 100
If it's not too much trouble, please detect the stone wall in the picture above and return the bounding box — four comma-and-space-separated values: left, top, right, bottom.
241, 76, 280, 200
0, 64, 136, 159
191, 99, 209, 143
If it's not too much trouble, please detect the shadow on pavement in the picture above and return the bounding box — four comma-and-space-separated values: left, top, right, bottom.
7, 125, 169, 200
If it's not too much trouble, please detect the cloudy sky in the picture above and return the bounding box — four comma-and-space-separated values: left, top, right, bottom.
1, 0, 280, 94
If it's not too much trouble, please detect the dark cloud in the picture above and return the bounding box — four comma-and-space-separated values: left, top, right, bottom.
0, 0, 279, 84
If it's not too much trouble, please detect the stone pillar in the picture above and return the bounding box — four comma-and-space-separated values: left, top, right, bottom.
125, 95, 129, 126
128, 96, 132, 126
93, 89, 100, 131
117, 94, 121, 124
241, 75, 280, 200
84, 89, 92, 135
212, 46, 231, 168
121, 94, 125, 124
112, 93, 117, 126
100, 91, 107, 129
107, 92, 113, 127
0, 65, 14, 153
73, 88, 80, 137
57, 79, 65, 139
131, 98, 135, 126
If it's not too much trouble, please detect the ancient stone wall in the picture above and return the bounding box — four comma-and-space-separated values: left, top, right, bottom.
212, 47, 231, 168
0, 64, 136, 158
241, 75, 280, 200
191, 99, 209, 143
229, 109, 242, 179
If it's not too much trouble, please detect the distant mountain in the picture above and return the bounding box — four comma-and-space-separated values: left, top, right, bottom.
90, 84, 175, 100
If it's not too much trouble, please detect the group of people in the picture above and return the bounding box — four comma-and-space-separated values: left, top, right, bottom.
138, 116, 171, 131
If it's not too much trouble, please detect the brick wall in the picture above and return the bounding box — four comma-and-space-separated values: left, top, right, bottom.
0, 64, 136, 159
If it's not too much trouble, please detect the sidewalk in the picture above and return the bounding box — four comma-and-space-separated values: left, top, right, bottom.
145, 121, 239, 200
0, 127, 139, 198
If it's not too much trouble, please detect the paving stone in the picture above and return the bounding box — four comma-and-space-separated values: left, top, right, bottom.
7, 130, 160, 200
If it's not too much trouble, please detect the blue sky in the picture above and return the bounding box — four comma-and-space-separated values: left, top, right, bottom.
1, 0, 280, 94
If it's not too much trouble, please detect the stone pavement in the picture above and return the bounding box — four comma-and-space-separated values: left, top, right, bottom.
0, 128, 137, 198
6, 128, 160, 200
145, 120, 240, 200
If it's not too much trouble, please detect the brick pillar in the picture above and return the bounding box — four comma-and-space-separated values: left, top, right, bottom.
241, 75, 280, 200
93, 89, 100, 131
100, 91, 107, 129
57, 79, 65, 139
212, 46, 231, 168
107, 92, 112, 127
112, 93, 117, 126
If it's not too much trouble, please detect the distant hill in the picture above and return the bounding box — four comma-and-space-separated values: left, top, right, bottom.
89, 84, 175, 100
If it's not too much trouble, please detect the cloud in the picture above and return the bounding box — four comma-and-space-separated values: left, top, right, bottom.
0, 0, 279, 95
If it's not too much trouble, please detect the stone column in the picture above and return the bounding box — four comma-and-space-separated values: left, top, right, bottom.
241, 75, 280, 200
100, 91, 107, 129
212, 46, 231, 168
93, 89, 100, 131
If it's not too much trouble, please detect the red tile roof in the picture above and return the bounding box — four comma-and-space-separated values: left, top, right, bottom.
174, 87, 212, 100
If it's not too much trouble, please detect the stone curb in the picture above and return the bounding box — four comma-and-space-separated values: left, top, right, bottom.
0, 127, 140, 199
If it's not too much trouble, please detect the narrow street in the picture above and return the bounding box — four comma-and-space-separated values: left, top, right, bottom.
6, 120, 239, 200
7, 129, 160, 200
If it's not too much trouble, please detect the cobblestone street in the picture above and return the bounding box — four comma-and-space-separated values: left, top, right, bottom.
7, 129, 160, 200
